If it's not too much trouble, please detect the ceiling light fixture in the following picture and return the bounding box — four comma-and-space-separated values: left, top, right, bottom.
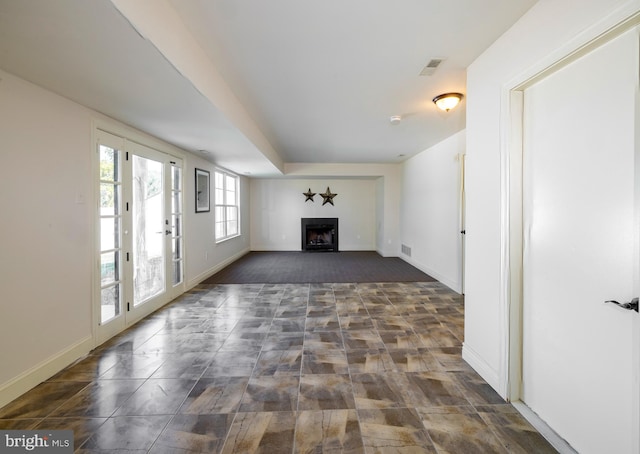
432, 92, 464, 112
389, 115, 402, 125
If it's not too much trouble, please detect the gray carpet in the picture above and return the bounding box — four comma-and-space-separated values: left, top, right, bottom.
201, 251, 436, 284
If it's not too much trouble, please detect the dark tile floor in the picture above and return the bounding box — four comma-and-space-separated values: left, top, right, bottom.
0, 282, 558, 453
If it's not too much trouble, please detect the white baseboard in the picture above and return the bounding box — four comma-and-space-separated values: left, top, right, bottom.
400, 255, 462, 293
186, 247, 250, 289
249, 246, 298, 252
511, 401, 578, 454
376, 248, 397, 258
250, 246, 377, 252
0, 336, 94, 409
461, 343, 502, 394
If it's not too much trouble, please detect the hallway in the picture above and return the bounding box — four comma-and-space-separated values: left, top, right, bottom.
0, 282, 557, 452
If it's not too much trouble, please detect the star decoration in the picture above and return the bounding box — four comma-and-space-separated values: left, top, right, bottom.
320, 187, 337, 206
303, 188, 316, 202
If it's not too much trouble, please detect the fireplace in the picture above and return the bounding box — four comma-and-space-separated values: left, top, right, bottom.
301, 218, 338, 252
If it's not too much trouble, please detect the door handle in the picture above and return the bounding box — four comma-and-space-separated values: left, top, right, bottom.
605, 297, 638, 312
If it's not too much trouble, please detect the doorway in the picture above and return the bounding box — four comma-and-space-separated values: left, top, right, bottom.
508, 25, 639, 454
96, 130, 184, 345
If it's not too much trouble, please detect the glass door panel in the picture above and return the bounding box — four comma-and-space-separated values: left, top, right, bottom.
98, 143, 122, 325
132, 154, 165, 306
170, 165, 183, 287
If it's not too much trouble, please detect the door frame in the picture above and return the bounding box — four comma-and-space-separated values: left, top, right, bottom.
500, 11, 640, 452
92, 120, 186, 347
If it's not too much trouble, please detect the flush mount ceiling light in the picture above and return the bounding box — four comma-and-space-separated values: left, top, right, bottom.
432, 92, 464, 112
389, 115, 402, 125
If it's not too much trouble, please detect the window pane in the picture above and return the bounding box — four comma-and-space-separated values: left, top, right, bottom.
100, 183, 119, 216
172, 215, 181, 237
227, 220, 238, 236
171, 166, 182, 214
173, 260, 183, 286
215, 221, 225, 239
215, 172, 224, 189
101, 284, 120, 323
225, 175, 236, 204
215, 188, 224, 204
226, 206, 237, 221
172, 238, 182, 261
225, 174, 235, 189
100, 217, 119, 251
99, 145, 118, 181
172, 190, 181, 214
172, 166, 181, 189
225, 189, 236, 205
101, 251, 119, 285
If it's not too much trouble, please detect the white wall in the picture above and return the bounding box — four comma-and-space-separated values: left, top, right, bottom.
250, 178, 376, 251
184, 155, 251, 287
464, 0, 639, 393
0, 69, 249, 408
401, 131, 465, 292
284, 163, 402, 256
0, 70, 94, 392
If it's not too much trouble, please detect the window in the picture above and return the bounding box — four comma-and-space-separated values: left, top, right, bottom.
214, 169, 239, 241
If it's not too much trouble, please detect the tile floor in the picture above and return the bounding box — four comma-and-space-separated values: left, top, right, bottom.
0, 282, 558, 453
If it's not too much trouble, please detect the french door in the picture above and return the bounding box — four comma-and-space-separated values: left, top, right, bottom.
96, 130, 184, 345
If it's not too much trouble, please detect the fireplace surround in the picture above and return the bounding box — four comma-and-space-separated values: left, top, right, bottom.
301, 218, 338, 252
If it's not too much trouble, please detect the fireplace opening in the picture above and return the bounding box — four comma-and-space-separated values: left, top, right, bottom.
301, 218, 338, 252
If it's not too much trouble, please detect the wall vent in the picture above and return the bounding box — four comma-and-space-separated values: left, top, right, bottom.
401, 244, 412, 257
419, 58, 445, 76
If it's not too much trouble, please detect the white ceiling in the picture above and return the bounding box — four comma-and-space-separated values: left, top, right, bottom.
0, 0, 537, 176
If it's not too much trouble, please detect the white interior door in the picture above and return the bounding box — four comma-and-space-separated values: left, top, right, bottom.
522, 27, 639, 453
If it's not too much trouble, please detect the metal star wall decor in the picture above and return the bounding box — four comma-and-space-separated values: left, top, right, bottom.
320, 187, 337, 206
303, 188, 316, 202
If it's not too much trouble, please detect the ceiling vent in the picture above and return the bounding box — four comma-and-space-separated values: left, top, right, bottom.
419, 58, 445, 76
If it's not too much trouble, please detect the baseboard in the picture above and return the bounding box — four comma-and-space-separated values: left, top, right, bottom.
400, 255, 462, 293
461, 343, 502, 395
186, 247, 251, 289
251, 246, 377, 252
0, 335, 94, 409
376, 248, 396, 258
249, 246, 298, 251
511, 401, 578, 454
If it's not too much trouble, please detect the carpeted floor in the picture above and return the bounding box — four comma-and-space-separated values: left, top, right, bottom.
201, 251, 436, 284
